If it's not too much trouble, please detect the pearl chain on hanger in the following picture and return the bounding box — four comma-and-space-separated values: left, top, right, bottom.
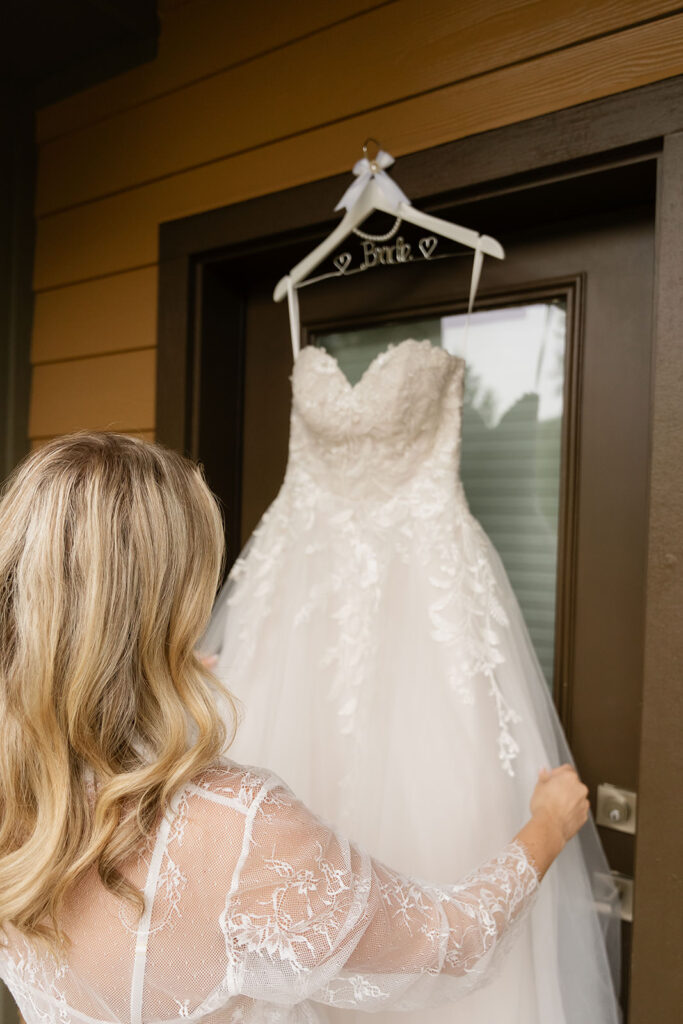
352, 216, 403, 242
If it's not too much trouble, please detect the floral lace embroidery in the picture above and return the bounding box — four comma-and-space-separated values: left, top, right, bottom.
222, 837, 366, 974
0, 938, 69, 1024
193, 763, 272, 809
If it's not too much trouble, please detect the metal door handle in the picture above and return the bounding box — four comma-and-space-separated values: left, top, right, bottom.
595, 870, 634, 923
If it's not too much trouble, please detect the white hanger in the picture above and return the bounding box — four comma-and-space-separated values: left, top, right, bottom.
274, 142, 506, 359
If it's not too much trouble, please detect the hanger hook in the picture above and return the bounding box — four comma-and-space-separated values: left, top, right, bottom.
362, 137, 381, 161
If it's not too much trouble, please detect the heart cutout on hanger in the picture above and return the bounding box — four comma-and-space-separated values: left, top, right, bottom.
419, 236, 438, 259
333, 252, 352, 274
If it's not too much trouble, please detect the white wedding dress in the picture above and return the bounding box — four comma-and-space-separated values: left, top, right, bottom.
201, 337, 622, 1024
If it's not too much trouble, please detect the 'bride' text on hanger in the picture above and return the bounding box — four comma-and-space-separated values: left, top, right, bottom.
333, 234, 439, 275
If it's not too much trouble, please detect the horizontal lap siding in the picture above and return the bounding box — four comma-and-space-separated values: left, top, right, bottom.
29, 0, 683, 445
29, 349, 156, 438
35, 0, 681, 215
30, 430, 155, 452
32, 266, 158, 363
35, 0, 383, 143
33, 11, 683, 290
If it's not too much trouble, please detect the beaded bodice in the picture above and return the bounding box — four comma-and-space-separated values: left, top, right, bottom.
287, 339, 466, 502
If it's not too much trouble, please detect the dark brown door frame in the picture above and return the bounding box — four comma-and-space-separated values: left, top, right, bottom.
157, 75, 683, 1018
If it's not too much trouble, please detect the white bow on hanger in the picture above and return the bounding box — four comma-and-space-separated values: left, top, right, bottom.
333, 147, 411, 212
273, 140, 506, 359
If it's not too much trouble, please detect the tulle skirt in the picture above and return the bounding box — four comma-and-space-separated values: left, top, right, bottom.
200, 488, 622, 1024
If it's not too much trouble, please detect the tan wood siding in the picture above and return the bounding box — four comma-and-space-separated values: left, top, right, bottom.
35, 0, 383, 143
32, 266, 157, 363
29, 0, 683, 443
30, 429, 155, 451
35, 0, 682, 215
29, 349, 155, 438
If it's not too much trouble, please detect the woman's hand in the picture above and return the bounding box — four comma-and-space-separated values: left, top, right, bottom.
531, 763, 590, 844
197, 653, 218, 670
514, 763, 590, 881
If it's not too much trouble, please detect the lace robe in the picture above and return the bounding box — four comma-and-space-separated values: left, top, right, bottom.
0, 759, 540, 1024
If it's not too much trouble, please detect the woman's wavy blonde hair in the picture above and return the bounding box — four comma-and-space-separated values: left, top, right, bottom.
0, 431, 237, 952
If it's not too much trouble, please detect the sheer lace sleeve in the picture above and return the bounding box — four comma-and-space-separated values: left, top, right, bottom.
221, 772, 541, 1011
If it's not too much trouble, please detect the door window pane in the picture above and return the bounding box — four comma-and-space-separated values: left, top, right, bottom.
316, 300, 567, 691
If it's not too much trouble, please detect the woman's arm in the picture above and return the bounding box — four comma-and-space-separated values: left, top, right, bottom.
220, 765, 584, 1011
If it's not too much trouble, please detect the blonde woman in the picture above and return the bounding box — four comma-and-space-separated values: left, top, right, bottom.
0, 432, 588, 1024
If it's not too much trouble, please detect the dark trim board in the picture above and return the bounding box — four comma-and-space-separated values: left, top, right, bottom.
629, 128, 683, 1020
157, 73, 683, 1022
0, 88, 34, 481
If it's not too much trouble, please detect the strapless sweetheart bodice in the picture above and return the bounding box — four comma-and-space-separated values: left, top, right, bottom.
286, 339, 465, 501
